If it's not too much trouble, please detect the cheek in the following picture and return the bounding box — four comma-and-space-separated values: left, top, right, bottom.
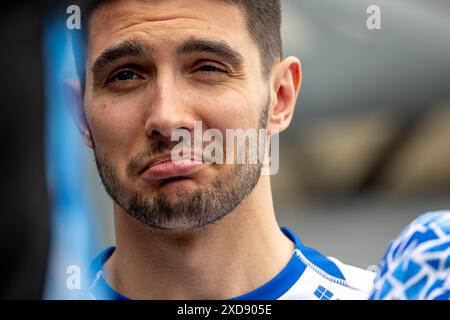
196, 90, 262, 162
199, 91, 258, 134
87, 101, 143, 165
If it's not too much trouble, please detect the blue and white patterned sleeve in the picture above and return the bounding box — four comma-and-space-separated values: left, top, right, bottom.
369, 211, 450, 300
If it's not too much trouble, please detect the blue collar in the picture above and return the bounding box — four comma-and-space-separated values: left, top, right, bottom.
89, 226, 345, 300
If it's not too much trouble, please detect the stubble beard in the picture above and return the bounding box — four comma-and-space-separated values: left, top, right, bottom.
92, 95, 271, 231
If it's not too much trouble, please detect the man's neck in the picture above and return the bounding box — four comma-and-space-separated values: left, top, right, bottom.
104, 176, 295, 299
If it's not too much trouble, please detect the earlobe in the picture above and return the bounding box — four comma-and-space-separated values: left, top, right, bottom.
80, 128, 94, 149
64, 79, 94, 149
268, 57, 302, 134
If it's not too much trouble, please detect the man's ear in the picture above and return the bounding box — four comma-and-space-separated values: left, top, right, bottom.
64, 79, 94, 149
268, 57, 302, 134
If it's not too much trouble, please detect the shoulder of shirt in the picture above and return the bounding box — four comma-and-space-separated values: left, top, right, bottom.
279, 246, 376, 300
281, 227, 376, 299
327, 256, 377, 293
293, 245, 376, 293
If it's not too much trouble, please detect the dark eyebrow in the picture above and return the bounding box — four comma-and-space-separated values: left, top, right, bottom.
177, 38, 245, 68
91, 39, 151, 77
90, 38, 244, 84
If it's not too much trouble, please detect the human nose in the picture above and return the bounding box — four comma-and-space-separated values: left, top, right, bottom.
144, 74, 196, 140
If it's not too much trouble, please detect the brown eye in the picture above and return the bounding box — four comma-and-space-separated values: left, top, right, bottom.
197, 65, 226, 73
190, 63, 230, 83
108, 70, 139, 82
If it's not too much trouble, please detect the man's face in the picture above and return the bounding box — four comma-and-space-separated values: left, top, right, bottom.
84, 0, 273, 230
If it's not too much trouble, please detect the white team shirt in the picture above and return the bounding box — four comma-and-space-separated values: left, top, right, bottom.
89, 227, 375, 300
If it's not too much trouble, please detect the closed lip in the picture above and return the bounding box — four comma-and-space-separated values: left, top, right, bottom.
139, 154, 206, 181
139, 154, 204, 172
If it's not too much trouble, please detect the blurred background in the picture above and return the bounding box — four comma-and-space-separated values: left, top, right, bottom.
274, 0, 450, 269
1, 0, 449, 299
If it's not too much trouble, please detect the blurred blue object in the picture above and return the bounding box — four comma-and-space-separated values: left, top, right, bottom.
42, 12, 103, 299
370, 211, 450, 300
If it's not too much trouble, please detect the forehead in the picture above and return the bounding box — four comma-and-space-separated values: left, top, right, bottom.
87, 0, 255, 63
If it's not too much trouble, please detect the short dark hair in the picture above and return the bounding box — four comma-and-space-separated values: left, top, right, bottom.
73, 0, 282, 82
